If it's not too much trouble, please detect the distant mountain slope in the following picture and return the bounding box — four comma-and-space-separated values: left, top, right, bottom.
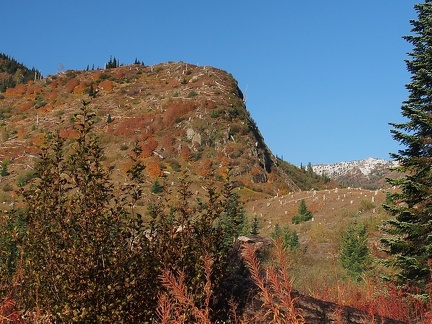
312, 157, 399, 189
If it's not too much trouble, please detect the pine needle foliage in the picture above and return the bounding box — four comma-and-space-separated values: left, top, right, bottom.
292, 199, 313, 224
381, 1, 432, 291
340, 222, 371, 281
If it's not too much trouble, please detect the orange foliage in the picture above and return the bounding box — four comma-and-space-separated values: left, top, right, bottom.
59, 128, 79, 140
196, 158, 213, 177
91, 70, 103, 81
140, 137, 158, 158
17, 128, 26, 140
114, 69, 125, 80
48, 91, 58, 101
26, 85, 42, 97
38, 104, 53, 115
162, 100, 196, 126
146, 158, 163, 179
179, 145, 192, 161
99, 79, 114, 92
49, 80, 59, 89
110, 116, 146, 137
31, 133, 45, 147
4, 84, 27, 97
250, 166, 261, 176
73, 82, 88, 94
65, 78, 79, 93
159, 134, 175, 154
20, 101, 34, 112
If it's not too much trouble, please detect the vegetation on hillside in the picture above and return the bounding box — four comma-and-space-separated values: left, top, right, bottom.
0, 53, 42, 92
0, 102, 254, 322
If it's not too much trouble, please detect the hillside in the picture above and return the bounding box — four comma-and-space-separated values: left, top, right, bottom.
0, 58, 423, 322
0, 60, 334, 206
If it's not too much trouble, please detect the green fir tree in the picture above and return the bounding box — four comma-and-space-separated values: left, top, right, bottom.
381, 0, 432, 291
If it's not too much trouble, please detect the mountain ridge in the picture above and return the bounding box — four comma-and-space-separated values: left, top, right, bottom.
312, 157, 399, 189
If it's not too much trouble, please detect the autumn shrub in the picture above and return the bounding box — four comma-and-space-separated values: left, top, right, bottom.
1, 101, 254, 322
64, 77, 79, 93
241, 240, 305, 323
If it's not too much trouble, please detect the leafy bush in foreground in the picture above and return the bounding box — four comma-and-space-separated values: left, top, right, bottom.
0, 101, 251, 322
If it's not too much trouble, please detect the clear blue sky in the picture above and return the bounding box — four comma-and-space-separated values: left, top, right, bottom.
3, 1, 418, 165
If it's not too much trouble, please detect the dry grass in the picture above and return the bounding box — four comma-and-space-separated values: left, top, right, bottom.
157, 256, 213, 324
241, 240, 305, 324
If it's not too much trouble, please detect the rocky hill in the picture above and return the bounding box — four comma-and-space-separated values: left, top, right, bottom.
312, 157, 400, 189
0, 59, 335, 205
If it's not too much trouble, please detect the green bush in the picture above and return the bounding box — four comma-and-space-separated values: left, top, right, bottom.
340, 222, 371, 281
271, 223, 300, 250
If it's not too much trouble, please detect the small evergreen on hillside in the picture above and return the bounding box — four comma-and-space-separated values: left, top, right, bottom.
292, 199, 313, 224
340, 222, 371, 281
271, 223, 300, 250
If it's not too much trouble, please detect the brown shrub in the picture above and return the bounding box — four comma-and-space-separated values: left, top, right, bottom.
163, 100, 196, 126
99, 79, 114, 92
146, 158, 163, 179
59, 128, 79, 140
65, 78, 79, 93
20, 101, 34, 112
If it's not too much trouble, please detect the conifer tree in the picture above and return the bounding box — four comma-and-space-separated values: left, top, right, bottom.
340, 222, 371, 281
292, 199, 313, 224
381, 1, 432, 290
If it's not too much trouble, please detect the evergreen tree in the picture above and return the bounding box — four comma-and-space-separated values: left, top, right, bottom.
250, 215, 260, 235
340, 222, 371, 281
271, 223, 299, 250
381, 1, 432, 290
292, 199, 313, 224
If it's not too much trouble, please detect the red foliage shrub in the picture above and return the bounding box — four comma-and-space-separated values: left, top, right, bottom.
65, 78, 79, 93
48, 91, 58, 102
26, 85, 42, 97
20, 101, 34, 112
5, 84, 27, 97
99, 79, 114, 92
17, 128, 26, 140
196, 158, 213, 177
179, 145, 192, 161
49, 80, 59, 89
59, 128, 79, 140
146, 158, 163, 179
159, 134, 175, 154
110, 116, 148, 137
141, 137, 158, 159
163, 100, 196, 126
31, 133, 45, 147
73, 82, 88, 94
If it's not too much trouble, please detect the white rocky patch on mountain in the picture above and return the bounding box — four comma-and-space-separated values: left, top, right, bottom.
312, 157, 398, 178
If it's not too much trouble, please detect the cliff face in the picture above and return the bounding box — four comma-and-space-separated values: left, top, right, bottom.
0, 62, 299, 200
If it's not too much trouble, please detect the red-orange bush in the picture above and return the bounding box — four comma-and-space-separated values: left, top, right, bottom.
146, 158, 163, 179
179, 145, 191, 161
99, 79, 114, 92
65, 78, 79, 93
20, 101, 34, 112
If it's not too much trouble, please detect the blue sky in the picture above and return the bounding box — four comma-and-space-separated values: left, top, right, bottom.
3, 1, 418, 165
